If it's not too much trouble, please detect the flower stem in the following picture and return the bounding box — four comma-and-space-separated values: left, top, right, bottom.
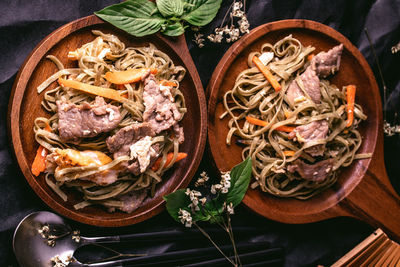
227, 211, 241, 267
193, 222, 237, 266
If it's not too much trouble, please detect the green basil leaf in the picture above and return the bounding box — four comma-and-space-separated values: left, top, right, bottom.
162, 21, 185, 36
182, 0, 223, 26
226, 157, 252, 207
204, 196, 225, 223
164, 189, 212, 223
163, 189, 191, 222
95, 0, 165, 37
157, 0, 184, 17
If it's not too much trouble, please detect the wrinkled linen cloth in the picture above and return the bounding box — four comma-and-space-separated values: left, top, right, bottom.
0, 0, 399, 266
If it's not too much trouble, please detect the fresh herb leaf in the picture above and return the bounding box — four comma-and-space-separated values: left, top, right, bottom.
163, 189, 190, 223
164, 189, 213, 222
226, 157, 252, 207
204, 195, 225, 223
182, 0, 223, 26
162, 21, 185, 36
95, 0, 166, 37
157, 0, 184, 17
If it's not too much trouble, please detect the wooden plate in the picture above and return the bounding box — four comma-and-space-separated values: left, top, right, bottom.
8, 15, 207, 227
208, 20, 400, 240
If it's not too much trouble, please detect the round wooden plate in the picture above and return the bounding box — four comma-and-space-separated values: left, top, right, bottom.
8, 15, 207, 227
208, 20, 400, 240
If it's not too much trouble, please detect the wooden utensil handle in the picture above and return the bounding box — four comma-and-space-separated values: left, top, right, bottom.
339, 164, 400, 241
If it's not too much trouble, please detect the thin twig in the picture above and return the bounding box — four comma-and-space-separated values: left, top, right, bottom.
220, 1, 235, 28
193, 222, 237, 266
86, 243, 146, 264
227, 210, 242, 267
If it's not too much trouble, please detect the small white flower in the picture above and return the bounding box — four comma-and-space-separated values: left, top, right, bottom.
226, 202, 234, 214
178, 208, 193, 227
193, 33, 205, 48
200, 197, 207, 206
185, 189, 202, 212
195, 171, 209, 187
238, 17, 250, 34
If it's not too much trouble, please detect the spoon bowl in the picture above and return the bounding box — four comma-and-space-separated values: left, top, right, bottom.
13, 211, 77, 267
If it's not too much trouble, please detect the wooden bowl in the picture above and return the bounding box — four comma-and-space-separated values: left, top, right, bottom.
8, 15, 207, 227
208, 20, 400, 240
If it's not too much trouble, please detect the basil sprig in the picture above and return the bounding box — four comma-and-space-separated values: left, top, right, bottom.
95, 0, 223, 37
164, 157, 252, 224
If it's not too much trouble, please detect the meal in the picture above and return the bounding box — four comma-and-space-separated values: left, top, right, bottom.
221, 35, 371, 199
31, 30, 187, 212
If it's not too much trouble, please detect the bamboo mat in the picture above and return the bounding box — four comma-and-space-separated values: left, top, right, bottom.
332, 229, 400, 266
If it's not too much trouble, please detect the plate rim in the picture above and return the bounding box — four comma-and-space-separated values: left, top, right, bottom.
207, 19, 381, 223
7, 15, 207, 227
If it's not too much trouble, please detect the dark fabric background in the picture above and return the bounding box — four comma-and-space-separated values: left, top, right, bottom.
1, 0, 399, 266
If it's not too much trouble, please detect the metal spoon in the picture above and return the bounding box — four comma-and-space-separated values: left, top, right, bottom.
13, 211, 265, 266
12, 211, 193, 267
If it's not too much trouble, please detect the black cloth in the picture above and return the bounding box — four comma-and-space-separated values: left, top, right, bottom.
1, 0, 399, 266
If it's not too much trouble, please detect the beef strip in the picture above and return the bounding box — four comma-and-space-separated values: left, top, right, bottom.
57, 96, 122, 143
106, 122, 160, 175
142, 74, 184, 143
288, 120, 329, 156
287, 158, 334, 182
107, 189, 147, 213
286, 44, 344, 105
286, 66, 321, 105
311, 44, 343, 78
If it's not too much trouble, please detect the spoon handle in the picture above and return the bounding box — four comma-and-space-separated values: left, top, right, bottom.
69, 241, 276, 267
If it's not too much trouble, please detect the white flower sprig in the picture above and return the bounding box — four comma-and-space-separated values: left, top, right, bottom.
193, 0, 250, 47
211, 172, 231, 194
178, 208, 193, 227
185, 189, 202, 212
164, 158, 253, 267
195, 171, 210, 187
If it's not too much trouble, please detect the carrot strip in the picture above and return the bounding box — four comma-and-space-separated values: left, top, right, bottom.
44, 123, 52, 132
346, 85, 356, 127
245, 116, 295, 132
307, 54, 315, 61
31, 146, 48, 176
276, 125, 296, 133
246, 116, 268, 127
252, 56, 281, 91
151, 152, 187, 171
105, 68, 157, 85
58, 78, 125, 103
161, 80, 178, 87
32, 123, 52, 177
283, 150, 296, 157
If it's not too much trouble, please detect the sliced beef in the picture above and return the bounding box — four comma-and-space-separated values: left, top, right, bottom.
288, 120, 329, 156
286, 66, 321, 105
142, 74, 183, 141
286, 44, 344, 105
287, 158, 334, 182
311, 44, 343, 78
57, 96, 122, 142
173, 124, 185, 144
108, 189, 147, 213
106, 123, 160, 175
